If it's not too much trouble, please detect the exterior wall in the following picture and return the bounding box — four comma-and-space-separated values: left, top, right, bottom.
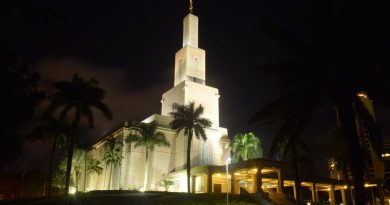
83, 12, 230, 192
162, 80, 220, 128
183, 14, 198, 47
174, 46, 206, 85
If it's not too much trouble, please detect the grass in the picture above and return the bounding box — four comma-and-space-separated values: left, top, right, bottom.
0, 191, 261, 205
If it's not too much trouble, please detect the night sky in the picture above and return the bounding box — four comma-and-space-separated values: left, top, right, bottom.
2, 0, 389, 177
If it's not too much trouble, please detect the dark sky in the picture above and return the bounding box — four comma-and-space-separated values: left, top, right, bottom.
2, 0, 389, 177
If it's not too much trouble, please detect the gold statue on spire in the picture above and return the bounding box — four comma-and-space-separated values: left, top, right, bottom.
189, 0, 194, 14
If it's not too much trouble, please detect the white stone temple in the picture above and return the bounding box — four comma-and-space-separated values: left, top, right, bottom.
78, 6, 375, 205
83, 7, 230, 192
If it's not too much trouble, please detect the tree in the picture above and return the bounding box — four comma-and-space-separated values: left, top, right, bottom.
59, 149, 85, 192
44, 74, 112, 194
102, 136, 123, 190
86, 158, 103, 176
277, 135, 313, 204
249, 2, 389, 203
0, 46, 45, 169
230, 132, 263, 163
326, 127, 353, 205
159, 178, 174, 192
85, 158, 103, 190
169, 102, 212, 194
29, 116, 70, 196
126, 121, 170, 190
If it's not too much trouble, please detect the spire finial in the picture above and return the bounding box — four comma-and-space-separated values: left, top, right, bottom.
189, 0, 194, 14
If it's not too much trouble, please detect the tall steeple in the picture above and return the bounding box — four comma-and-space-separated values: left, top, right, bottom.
174, 1, 206, 86
162, 2, 221, 129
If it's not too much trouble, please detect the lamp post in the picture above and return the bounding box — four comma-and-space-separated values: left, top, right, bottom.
225, 157, 231, 205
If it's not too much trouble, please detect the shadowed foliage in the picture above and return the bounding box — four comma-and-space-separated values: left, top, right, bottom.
44, 74, 112, 195
0, 46, 45, 169
250, 1, 389, 204
29, 116, 71, 196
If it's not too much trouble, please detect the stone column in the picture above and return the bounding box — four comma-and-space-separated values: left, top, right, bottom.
207, 170, 212, 193
277, 169, 284, 193
341, 189, 347, 205
329, 185, 335, 205
191, 176, 196, 193
231, 172, 235, 194
256, 167, 263, 193
293, 184, 297, 200
311, 183, 317, 202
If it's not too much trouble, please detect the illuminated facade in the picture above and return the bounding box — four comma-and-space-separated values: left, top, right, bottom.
82, 8, 229, 192
74, 5, 384, 205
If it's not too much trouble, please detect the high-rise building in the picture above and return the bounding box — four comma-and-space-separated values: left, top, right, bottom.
329, 92, 384, 181
355, 92, 384, 180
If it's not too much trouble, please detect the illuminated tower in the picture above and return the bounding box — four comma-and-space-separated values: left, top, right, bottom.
161, 5, 220, 129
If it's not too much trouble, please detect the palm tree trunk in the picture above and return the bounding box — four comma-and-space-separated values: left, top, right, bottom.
84, 150, 87, 191
109, 164, 113, 190
187, 132, 193, 194
292, 142, 301, 205
338, 99, 366, 205
64, 134, 75, 195
75, 171, 79, 192
48, 136, 57, 197
144, 149, 149, 190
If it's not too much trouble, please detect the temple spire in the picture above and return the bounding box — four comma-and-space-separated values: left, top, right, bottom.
189, 0, 194, 14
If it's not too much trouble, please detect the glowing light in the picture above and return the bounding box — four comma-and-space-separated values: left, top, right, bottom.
234, 172, 240, 176
69, 187, 76, 195
307, 202, 311, 205
382, 153, 390, 157
357, 92, 368, 99
140, 188, 145, 192
364, 184, 377, 187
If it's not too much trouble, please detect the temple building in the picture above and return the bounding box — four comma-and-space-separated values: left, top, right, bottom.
76, 3, 383, 205
84, 3, 230, 193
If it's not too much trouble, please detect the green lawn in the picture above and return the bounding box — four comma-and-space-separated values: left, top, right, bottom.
0, 191, 263, 205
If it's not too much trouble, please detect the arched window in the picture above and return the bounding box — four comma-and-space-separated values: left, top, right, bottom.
193, 57, 199, 77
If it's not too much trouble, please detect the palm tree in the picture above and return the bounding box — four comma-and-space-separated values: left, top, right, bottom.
326, 127, 353, 205
59, 148, 85, 192
277, 135, 312, 205
44, 74, 112, 194
126, 121, 170, 190
29, 116, 70, 196
230, 132, 263, 163
169, 102, 212, 194
159, 178, 174, 192
249, 4, 388, 203
102, 136, 123, 190
85, 158, 103, 190
86, 158, 103, 175
0, 46, 45, 169
71, 149, 85, 192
